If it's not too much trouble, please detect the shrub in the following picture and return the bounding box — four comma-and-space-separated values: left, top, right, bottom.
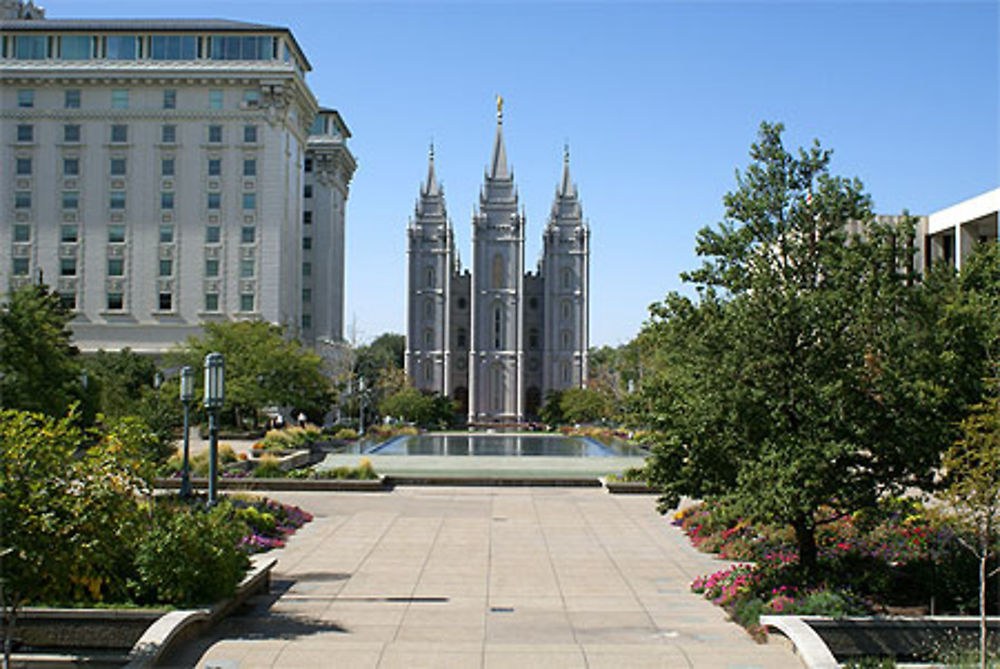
131, 501, 250, 606
253, 454, 283, 478
334, 427, 359, 441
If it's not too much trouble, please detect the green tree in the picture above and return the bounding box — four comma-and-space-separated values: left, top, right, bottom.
540, 390, 564, 426
559, 387, 613, 425
170, 321, 331, 428
0, 284, 87, 420
84, 348, 157, 417
940, 386, 1000, 669
639, 122, 979, 571
379, 386, 455, 428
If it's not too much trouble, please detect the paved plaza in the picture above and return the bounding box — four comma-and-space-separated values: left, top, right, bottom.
165, 487, 801, 668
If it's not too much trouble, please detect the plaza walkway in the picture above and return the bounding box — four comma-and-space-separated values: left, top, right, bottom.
164, 488, 800, 668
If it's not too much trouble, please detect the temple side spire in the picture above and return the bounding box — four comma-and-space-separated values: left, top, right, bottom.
559, 144, 573, 197
423, 141, 440, 196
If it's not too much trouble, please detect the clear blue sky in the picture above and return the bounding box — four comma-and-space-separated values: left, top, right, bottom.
61, 1, 1000, 346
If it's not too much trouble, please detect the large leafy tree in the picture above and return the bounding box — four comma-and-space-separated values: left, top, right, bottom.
0, 284, 87, 419
169, 320, 331, 427
639, 122, 981, 570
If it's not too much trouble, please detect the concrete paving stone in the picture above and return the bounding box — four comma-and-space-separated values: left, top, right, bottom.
562, 596, 642, 613
484, 645, 587, 669
583, 645, 693, 668
395, 623, 485, 643
376, 649, 483, 669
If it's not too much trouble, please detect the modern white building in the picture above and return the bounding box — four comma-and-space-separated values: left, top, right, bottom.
405, 104, 590, 423
0, 0, 355, 356
923, 188, 999, 271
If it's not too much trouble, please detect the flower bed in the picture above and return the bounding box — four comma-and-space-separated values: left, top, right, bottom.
232, 495, 313, 553
676, 499, 981, 639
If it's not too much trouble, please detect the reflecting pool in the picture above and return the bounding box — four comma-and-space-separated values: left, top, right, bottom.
356, 434, 645, 458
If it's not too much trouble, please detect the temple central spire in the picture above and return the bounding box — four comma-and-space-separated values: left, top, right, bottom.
489, 97, 510, 181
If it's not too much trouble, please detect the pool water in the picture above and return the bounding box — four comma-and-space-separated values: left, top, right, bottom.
357, 434, 645, 458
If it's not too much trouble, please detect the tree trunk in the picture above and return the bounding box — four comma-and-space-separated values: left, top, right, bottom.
793, 515, 818, 573
981, 552, 988, 669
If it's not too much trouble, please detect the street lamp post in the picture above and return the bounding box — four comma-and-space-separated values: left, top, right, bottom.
203, 353, 224, 506
358, 377, 366, 436
179, 366, 194, 498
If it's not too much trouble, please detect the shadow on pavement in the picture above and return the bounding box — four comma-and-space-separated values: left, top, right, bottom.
158, 578, 348, 666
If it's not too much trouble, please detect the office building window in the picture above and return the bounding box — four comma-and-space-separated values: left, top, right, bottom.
59, 292, 77, 310
242, 192, 256, 210
18, 89, 34, 108
302, 314, 311, 329
16, 158, 31, 175
14, 35, 47, 59
110, 157, 127, 175
205, 259, 219, 277
161, 124, 176, 143
63, 158, 79, 175
206, 226, 221, 243
105, 35, 138, 60
302, 236, 312, 250
208, 125, 223, 143
159, 225, 174, 243
209, 35, 273, 61
157, 293, 172, 311
243, 125, 257, 143
161, 158, 175, 176
240, 293, 255, 312
62, 191, 79, 210
204, 293, 219, 311
151, 35, 196, 60
243, 159, 256, 177
14, 191, 31, 209
109, 191, 126, 210
161, 192, 174, 210
159, 259, 173, 276
13, 224, 30, 243
12, 258, 30, 276
207, 192, 221, 209
208, 89, 223, 109
110, 124, 127, 142
16, 124, 33, 142
242, 89, 261, 107
240, 226, 255, 244
108, 225, 126, 243
64, 89, 81, 108
107, 292, 124, 310
302, 262, 311, 277
64, 124, 80, 142
302, 288, 311, 303
61, 224, 78, 243
107, 258, 124, 276
111, 89, 129, 109
208, 158, 221, 176
304, 158, 313, 173
303, 184, 312, 198
240, 259, 254, 278
60, 257, 76, 277
60, 36, 91, 60
303, 211, 312, 225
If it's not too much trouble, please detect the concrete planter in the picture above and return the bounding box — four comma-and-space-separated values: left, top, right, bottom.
7, 557, 275, 667
155, 476, 387, 492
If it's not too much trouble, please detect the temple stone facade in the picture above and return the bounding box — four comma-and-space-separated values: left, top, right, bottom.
406, 105, 590, 423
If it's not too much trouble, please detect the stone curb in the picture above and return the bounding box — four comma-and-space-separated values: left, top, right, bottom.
123, 557, 276, 667
601, 478, 658, 494
154, 476, 387, 491
384, 475, 602, 487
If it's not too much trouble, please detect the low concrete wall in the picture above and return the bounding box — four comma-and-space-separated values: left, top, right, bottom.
602, 479, 658, 494
154, 477, 387, 492
385, 475, 602, 487
762, 615, 1000, 666
11, 607, 167, 651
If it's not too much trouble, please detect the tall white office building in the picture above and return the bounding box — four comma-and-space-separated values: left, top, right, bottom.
1, 0, 355, 356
